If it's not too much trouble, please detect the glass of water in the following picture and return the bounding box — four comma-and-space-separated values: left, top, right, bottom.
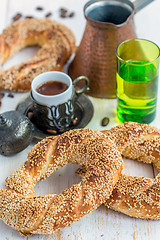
116, 38, 160, 123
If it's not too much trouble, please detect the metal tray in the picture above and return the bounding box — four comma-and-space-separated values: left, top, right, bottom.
16, 94, 94, 140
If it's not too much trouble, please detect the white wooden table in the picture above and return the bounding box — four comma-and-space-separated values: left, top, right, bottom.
0, 0, 160, 239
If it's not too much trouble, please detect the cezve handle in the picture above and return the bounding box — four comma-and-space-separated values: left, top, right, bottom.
132, 0, 154, 13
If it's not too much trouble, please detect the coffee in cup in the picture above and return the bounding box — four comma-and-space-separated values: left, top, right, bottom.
31, 71, 89, 131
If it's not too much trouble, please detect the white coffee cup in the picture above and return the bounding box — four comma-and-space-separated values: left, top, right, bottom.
31, 71, 73, 106
31, 71, 89, 130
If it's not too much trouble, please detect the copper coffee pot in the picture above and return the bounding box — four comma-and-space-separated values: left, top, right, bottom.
68, 0, 154, 98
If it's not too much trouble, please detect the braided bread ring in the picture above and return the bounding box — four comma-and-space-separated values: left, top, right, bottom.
0, 18, 76, 91
103, 122, 160, 220
77, 122, 160, 219
0, 129, 123, 236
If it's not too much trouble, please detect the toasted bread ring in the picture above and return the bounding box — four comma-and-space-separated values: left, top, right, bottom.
0, 18, 76, 91
77, 122, 160, 219
103, 122, 160, 220
0, 129, 123, 236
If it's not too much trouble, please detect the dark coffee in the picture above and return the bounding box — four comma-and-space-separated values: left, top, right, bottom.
36, 80, 69, 95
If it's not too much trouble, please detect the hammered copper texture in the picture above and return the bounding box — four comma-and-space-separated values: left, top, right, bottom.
68, 4, 136, 98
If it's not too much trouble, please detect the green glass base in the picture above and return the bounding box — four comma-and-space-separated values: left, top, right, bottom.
117, 107, 156, 124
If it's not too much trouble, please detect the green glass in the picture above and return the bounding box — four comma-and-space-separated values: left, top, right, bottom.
116, 39, 160, 123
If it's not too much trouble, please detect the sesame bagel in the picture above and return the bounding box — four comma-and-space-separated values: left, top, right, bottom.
0, 18, 76, 91
104, 122, 160, 220
0, 129, 123, 236
77, 122, 160, 219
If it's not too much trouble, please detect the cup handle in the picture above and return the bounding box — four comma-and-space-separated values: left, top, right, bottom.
73, 76, 89, 95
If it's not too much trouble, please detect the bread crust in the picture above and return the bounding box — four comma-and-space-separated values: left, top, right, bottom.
103, 122, 160, 220
0, 129, 123, 236
75, 123, 160, 220
0, 18, 76, 91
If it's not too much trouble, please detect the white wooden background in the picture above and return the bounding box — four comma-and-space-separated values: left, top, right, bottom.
0, 0, 160, 239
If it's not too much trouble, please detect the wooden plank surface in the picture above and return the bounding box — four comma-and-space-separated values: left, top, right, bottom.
0, 0, 160, 239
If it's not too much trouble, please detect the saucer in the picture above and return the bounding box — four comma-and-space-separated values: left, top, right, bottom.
16, 94, 94, 140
